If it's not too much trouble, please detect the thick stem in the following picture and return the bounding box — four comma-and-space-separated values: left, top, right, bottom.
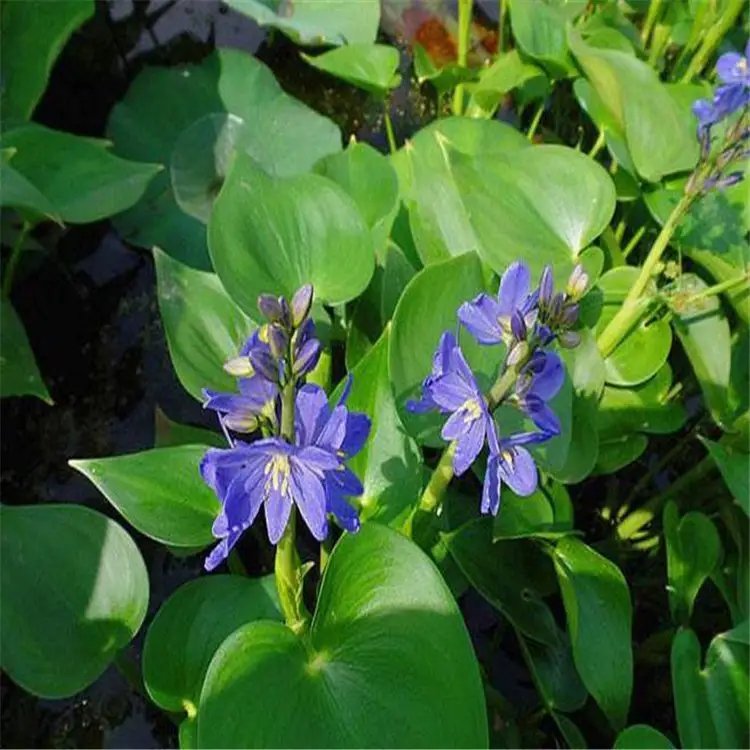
274, 380, 310, 634
680, 0, 745, 83
596, 190, 695, 358
2, 221, 31, 298
451, 0, 473, 115
418, 444, 456, 514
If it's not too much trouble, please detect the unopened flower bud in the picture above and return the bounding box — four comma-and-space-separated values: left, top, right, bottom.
223, 413, 259, 433
538, 265, 554, 307
290, 284, 313, 328
566, 264, 588, 300
257, 294, 285, 323
268, 324, 288, 359
510, 310, 527, 341
293, 338, 322, 377
558, 330, 581, 349
559, 303, 579, 328
507, 340, 529, 367
223, 356, 254, 377
249, 348, 279, 382
549, 292, 565, 321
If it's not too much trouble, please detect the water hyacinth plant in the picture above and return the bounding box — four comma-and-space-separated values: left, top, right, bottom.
1, 1, 749, 748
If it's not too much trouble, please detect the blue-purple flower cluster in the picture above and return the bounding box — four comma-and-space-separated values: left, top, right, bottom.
199, 285, 370, 571
409, 261, 586, 516
691, 40, 749, 191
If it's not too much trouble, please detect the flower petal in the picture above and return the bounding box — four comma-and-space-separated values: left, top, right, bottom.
294, 383, 329, 446
497, 261, 531, 316
524, 395, 561, 435
716, 52, 743, 84
264, 487, 293, 545
458, 294, 504, 345
498, 447, 538, 496
430, 372, 475, 412
481, 454, 501, 515
452, 417, 486, 475
327, 489, 361, 533
290, 463, 328, 541
529, 351, 565, 400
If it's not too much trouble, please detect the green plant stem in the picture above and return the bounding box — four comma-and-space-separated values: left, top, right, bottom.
2, 221, 31, 298
680, 0, 745, 82
498, 0, 508, 55
622, 225, 646, 259
384, 107, 397, 154
588, 131, 606, 158
614, 455, 714, 541
451, 0, 473, 115
526, 102, 545, 141
274, 380, 310, 634
641, 0, 663, 47
682, 274, 750, 305
596, 190, 695, 358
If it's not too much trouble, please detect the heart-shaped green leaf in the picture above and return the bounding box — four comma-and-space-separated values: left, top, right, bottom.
0, 299, 51, 403
509, 0, 575, 77
226, 0, 379, 45
700, 436, 749, 516
663, 502, 721, 625
314, 141, 400, 258
107, 49, 341, 268
197, 523, 488, 747
154, 248, 255, 401
553, 536, 633, 730
143, 575, 281, 715
70, 445, 219, 548
302, 44, 401, 95
333, 330, 423, 527
595, 266, 673, 386
593, 433, 648, 475
0, 504, 148, 698
569, 32, 698, 183
388, 253, 496, 445
670, 273, 731, 426
1, 124, 161, 224
492, 480, 573, 541
0, 0, 94, 123
671, 622, 749, 749
210, 153, 374, 313
614, 724, 674, 749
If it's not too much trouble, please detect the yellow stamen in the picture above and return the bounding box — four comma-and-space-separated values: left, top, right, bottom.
461, 398, 482, 424
264, 453, 291, 497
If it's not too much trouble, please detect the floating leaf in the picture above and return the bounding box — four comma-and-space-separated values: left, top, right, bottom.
1, 124, 161, 224
554, 536, 633, 730
154, 248, 255, 402
569, 32, 698, 183
70, 446, 220, 548
671, 622, 749, 749
314, 141, 399, 257
664, 502, 721, 625
0, 504, 148, 698
0, 0, 94, 123
197, 523, 488, 747
107, 49, 341, 268
614, 725, 674, 749
209, 154, 374, 313
595, 266, 673, 386
302, 44, 400, 95
226, 0, 379, 45
669, 273, 731, 426
0, 299, 51, 403
144, 575, 281, 715
333, 330, 423, 527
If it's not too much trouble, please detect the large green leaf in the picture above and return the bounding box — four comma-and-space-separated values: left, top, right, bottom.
593, 433, 648, 475
0, 299, 51, 403
107, 49, 341, 268
197, 523, 488, 747
226, 0, 379, 45
154, 248, 255, 402
209, 153, 374, 313
553, 329, 605, 483
333, 330, 422, 527
595, 267, 673, 386
388, 253, 496, 445
401, 123, 615, 277
509, 0, 574, 77
671, 622, 749, 749
314, 141, 399, 258
0, 504, 148, 698
569, 32, 698, 182
1, 124, 160, 224
302, 44, 400, 95
669, 273, 731, 426
663, 502, 721, 625
143, 575, 281, 716
0, 0, 94, 123
700, 437, 750, 516
554, 536, 633, 730
70, 446, 220, 548
0, 153, 60, 221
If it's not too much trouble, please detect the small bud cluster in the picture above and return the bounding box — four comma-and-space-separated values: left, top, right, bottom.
534, 264, 588, 350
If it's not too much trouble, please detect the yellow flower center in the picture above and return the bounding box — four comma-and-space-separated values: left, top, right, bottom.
264, 453, 291, 497
461, 398, 483, 424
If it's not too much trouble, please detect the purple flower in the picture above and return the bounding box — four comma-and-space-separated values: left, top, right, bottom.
458, 261, 537, 346
513, 350, 565, 435
295, 380, 371, 532
408, 332, 500, 475
716, 40, 750, 88
481, 432, 545, 515
203, 375, 278, 433
202, 438, 340, 570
